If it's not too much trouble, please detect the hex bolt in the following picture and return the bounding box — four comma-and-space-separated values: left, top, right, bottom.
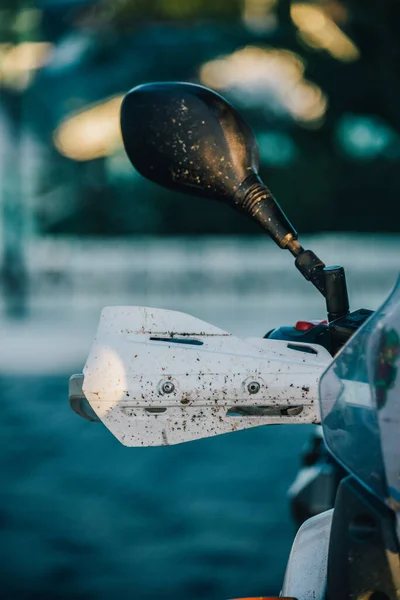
161, 381, 175, 394
247, 381, 260, 394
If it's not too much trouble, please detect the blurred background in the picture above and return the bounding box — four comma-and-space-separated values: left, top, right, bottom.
0, 0, 399, 598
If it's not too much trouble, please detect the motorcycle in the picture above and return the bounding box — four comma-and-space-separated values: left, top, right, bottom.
69, 82, 400, 599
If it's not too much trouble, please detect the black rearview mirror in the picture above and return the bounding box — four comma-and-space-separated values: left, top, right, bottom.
120, 82, 297, 250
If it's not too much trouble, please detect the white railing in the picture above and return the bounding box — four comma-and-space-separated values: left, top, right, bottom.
13, 233, 398, 310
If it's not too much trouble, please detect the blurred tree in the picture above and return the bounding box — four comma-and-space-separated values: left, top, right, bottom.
0, 0, 36, 316
97, 0, 241, 25
6, 0, 400, 236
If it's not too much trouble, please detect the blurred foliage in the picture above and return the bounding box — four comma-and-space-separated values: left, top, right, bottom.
2, 0, 400, 235
105, 0, 241, 23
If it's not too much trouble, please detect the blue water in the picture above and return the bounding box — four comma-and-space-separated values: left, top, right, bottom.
0, 374, 313, 599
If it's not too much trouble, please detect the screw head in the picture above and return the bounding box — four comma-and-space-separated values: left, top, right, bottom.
247, 381, 260, 394
161, 381, 175, 394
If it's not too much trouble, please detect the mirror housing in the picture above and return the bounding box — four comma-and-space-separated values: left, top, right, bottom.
121, 82, 297, 249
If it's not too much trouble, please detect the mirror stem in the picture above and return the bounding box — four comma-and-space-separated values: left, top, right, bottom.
234, 177, 350, 320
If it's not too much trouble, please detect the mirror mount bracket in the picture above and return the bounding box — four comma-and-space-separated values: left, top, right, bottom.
294, 249, 350, 323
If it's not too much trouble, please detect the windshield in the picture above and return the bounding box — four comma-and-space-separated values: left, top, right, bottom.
320, 276, 400, 505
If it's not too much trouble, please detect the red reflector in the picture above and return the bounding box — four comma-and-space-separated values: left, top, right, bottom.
295, 319, 327, 331
295, 320, 316, 331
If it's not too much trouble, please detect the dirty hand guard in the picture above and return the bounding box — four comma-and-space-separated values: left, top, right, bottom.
72, 307, 332, 446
